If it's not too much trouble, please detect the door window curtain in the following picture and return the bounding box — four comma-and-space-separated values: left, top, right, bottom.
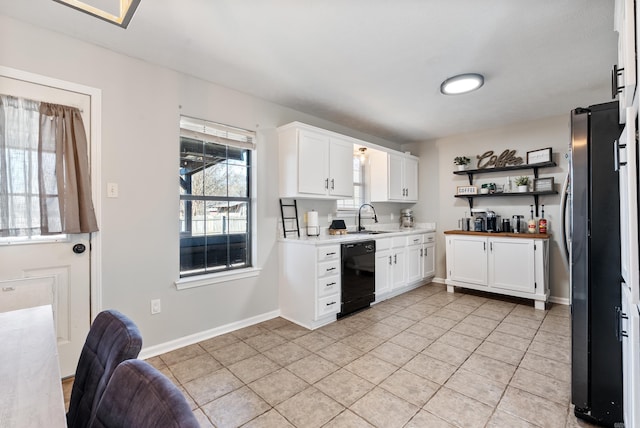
0, 95, 98, 237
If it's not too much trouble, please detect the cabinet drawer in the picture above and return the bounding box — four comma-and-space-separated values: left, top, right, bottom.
424, 233, 435, 243
376, 237, 391, 251
407, 235, 423, 246
317, 245, 340, 261
318, 276, 340, 297
317, 294, 340, 317
318, 260, 340, 277
392, 236, 406, 248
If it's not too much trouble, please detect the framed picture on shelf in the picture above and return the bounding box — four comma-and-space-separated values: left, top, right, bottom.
533, 177, 554, 192
456, 185, 478, 195
526, 147, 552, 164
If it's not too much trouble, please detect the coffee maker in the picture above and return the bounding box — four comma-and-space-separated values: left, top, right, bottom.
471, 208, 487, 232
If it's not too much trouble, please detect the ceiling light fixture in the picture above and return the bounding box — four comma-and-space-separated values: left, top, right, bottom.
358, 147, 367, 163
52, 0, 141, 28
440, 73, 484, 95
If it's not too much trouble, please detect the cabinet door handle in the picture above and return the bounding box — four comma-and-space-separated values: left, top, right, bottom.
611, 64, 624, 99
394, 254, 397, 264
327, 282, 336, 287
326, 252, 336, 256
327, 301, 336, 306
424, 248, 428, 257
420, 248, 423, 257
327, 267, 336, 272
483, 242, 486, 251
331, 178, 335, 189
615, 138, 627, 171
325, 178, 329, 189
490, 242, 493, 252
389, 255, 392, 265
616, 307, 629, 340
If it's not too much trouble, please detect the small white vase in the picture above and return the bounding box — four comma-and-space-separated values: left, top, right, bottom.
518, 185, 528, 192
457, 165, 467, 171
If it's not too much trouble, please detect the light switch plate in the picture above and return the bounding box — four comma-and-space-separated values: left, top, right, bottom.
107, 182, 118, 198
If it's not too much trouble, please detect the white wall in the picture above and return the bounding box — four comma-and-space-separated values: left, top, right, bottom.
0, 14, 401, 349
403, 115, 571, 300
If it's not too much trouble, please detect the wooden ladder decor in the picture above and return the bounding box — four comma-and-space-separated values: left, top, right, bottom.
279, 198, 300, 238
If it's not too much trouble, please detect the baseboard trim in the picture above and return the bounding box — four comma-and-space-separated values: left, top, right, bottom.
432, 277, 446, 285
549, 296, 570, 306
139, 309, 281, 360
138, 291, 570, 360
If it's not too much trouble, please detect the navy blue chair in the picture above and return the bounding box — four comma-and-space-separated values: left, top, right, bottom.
89, 359, 200, 428
66, 310, 143, 428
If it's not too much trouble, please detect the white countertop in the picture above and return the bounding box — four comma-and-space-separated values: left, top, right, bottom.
279, 223, 436, 246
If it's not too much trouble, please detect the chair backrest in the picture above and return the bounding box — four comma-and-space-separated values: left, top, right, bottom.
89, 359, 200, 428
66, 309, 143, 428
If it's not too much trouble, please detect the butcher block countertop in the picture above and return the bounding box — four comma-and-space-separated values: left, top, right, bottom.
444, 230, 551, 239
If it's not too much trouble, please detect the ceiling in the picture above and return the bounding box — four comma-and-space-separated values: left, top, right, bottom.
0, 1, 618, 143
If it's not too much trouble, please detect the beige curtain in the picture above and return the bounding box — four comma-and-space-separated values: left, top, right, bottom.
38, 103, 98, 234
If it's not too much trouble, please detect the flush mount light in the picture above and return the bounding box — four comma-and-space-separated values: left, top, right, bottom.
52, 0, 141, 28
440, 73, 484, 95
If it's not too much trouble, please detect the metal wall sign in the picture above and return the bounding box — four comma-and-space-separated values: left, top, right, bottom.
476, 150, 524, 169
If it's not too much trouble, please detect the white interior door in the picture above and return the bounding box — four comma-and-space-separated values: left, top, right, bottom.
0, 74, 94, 377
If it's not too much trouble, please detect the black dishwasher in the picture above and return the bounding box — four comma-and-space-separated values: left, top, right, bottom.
339, 240, 375, 318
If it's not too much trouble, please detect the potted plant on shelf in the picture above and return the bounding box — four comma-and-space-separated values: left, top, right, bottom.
515, 176, 530, 192
454, 156, 471, 171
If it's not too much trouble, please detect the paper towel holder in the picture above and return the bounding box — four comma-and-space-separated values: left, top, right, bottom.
306, 210, 320, 236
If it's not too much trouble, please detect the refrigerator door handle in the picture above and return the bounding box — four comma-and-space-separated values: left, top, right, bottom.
560, 172, 570, 268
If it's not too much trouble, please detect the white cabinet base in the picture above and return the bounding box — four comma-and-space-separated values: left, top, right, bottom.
445, 232, 550, 310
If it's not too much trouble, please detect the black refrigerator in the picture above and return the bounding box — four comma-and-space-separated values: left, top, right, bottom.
566, 101, 623, 426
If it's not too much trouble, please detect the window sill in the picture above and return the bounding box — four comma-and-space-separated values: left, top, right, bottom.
175, 267, 261, 290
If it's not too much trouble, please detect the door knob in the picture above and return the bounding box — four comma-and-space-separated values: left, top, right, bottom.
73, 243, 86, 254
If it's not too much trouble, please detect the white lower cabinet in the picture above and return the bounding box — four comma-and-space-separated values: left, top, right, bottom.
375, 237, 407, 302
375, 233, 435, 303
422, 235, 436, 280
406, 235, 424, 284
622, 284, 640, 428
489, 238, 535, 293
375, 238, 392, 303
446, 235, 488, 286
279, 243, 341, 329
445, 232, 549, 309
280, 231, 437, 328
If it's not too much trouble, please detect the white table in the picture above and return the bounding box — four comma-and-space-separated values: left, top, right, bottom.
0, 305, 66, 427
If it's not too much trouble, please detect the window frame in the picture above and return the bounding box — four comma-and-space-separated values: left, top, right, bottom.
336, 152, 365, 212
175, 116, 258, 287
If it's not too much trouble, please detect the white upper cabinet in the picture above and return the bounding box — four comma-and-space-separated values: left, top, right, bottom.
370, 150, 419, 202
614, 0, 636, 122
327, 136, 355, 197
278, 123, 354, 199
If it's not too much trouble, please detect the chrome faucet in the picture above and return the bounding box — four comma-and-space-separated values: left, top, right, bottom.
358, 203, 378, 231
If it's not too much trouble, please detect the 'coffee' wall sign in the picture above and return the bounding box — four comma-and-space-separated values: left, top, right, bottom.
477, 150, 523, 169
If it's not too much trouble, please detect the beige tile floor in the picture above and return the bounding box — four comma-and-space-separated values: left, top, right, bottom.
63, 283, 600, 428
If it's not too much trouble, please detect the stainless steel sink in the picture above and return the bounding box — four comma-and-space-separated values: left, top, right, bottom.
347, 230, 391, 235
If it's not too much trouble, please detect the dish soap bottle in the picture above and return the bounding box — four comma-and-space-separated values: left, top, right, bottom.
527, 205, 537, 233
538, 205, 547, 234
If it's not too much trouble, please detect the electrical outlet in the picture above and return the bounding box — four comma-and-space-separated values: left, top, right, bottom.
151, 299, 161, 315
